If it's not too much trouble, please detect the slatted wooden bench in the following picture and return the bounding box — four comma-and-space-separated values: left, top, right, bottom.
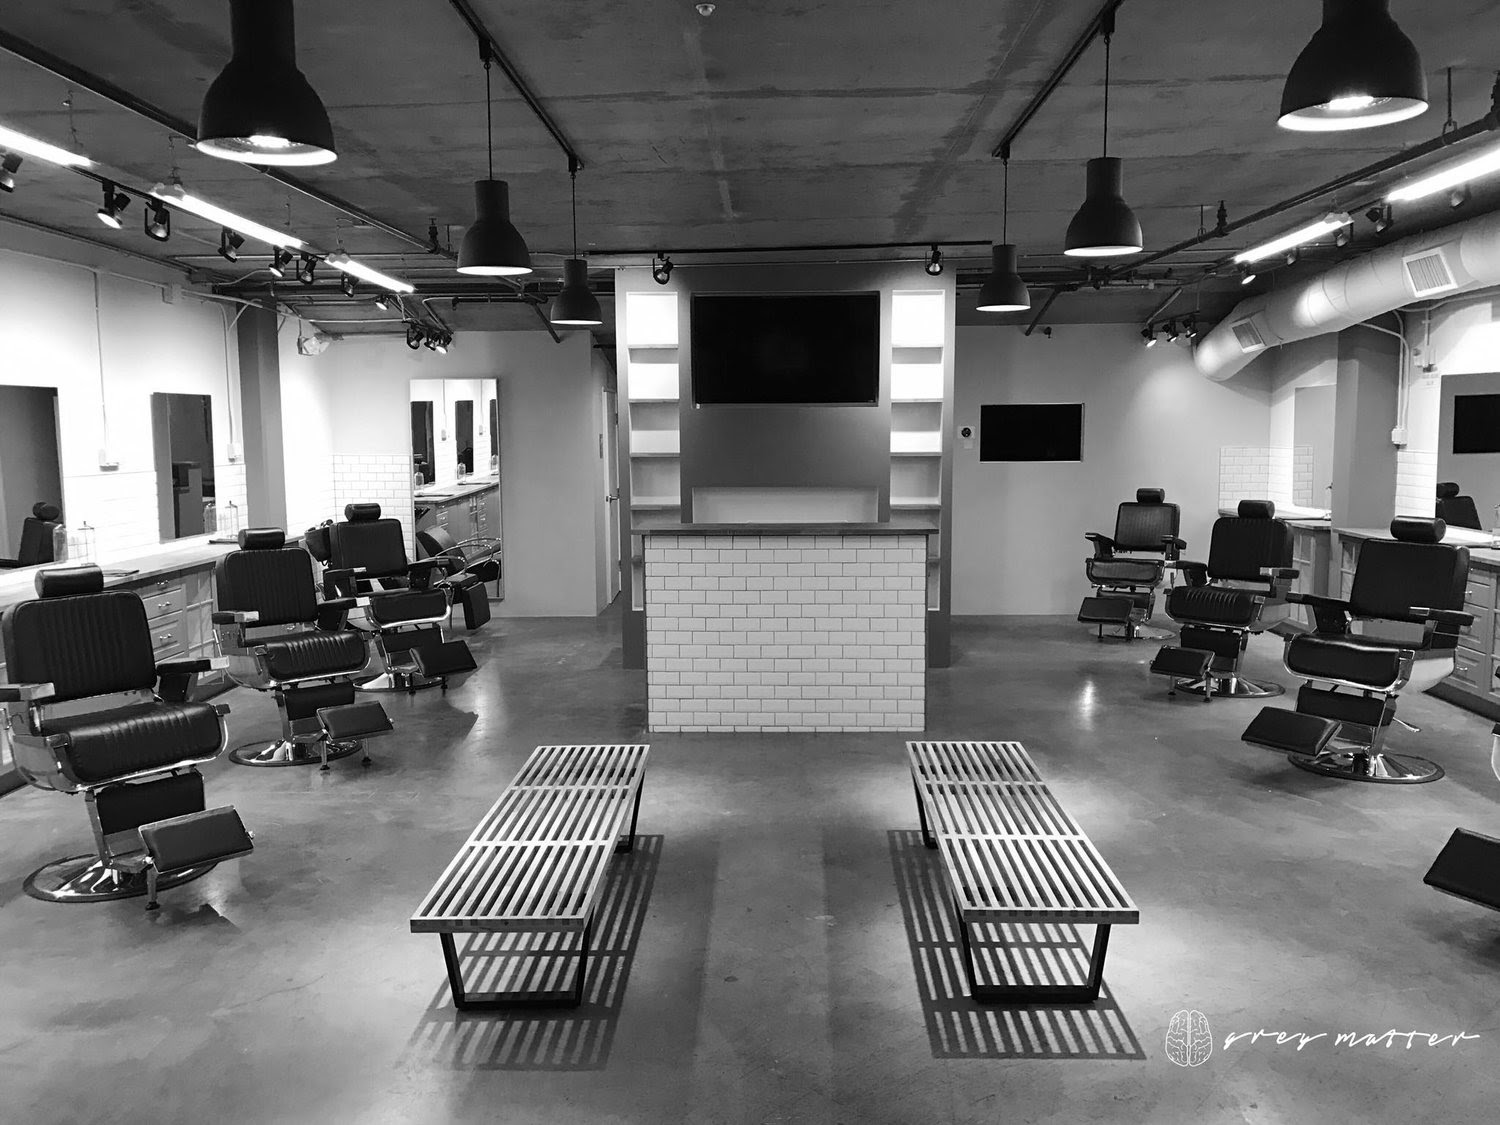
907, 740, 1138, 1004
410, 743, 649, 1010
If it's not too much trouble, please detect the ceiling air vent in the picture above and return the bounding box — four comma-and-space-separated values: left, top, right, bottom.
1231, 319, 1266, 353
1403, 248, 1458, 298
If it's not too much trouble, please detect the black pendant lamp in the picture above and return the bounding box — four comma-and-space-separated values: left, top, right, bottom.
197, 0, 336, 166
457, 47, 532, 276
1278, 0, 1427, 132
977, 155, 1030, 312
1063, 12, 1142, 258
550, 158, 603, 326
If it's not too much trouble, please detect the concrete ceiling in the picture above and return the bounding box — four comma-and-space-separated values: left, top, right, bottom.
0, 0, 1496, 344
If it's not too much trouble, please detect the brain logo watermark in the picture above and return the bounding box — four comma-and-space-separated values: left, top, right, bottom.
1166, 1009, 1214, 1067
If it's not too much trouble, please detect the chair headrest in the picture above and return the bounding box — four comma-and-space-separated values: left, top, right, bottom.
31, 502, 61, 521
1391, 516, 1445, 544
1436, 481, 1460, 499
344, 503, 382, 522
1237, 499, 1276, 519
302, 522, 332, 562
35, 565, 104, 598
1135, 488, 1166, 504
238, 528, 286, 550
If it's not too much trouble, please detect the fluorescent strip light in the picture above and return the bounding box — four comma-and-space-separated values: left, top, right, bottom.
0, 123, 93, 167
149, 182, 304, 249
1387, 143, 1500, 203
1233, 212, 1351, 264
324, 252, 415, 294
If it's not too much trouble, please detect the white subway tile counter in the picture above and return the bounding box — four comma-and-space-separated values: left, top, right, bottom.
644, 526, 930, 732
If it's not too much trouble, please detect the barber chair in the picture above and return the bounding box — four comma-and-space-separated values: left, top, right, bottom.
214, 528, 393, 768
0, 502, 62, 569
1241, 517, 1471, 784
1078, 488, 1185, 640
1423, 724, 1500, 911
311, 504, 476, 693
0, 566, 253, 907
415, 525, 501, 631
1150, 500, 1297, 699
1434, 482, 1482, 530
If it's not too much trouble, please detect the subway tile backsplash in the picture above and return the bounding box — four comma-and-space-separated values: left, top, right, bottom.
333, 453, 415, 553
1394, 449, 1439, 518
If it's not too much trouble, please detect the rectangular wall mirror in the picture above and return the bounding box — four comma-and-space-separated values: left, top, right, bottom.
411, 400, 435, 485
489, 397, 499, 464
151, 392, 215, 541
0, 385, 65, 568
454, 400, 474, 476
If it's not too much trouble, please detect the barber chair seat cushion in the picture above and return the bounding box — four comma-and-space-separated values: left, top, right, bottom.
1087, 558, 1163, 585
1166, 586, 1260, 627
366, 588, 448, 625
259, 630, 368, 680
44, 701, 223, 784
1284, 635, 1406, 688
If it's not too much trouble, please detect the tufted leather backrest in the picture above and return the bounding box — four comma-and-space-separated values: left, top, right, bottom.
1, 590, 155, 701
1351, 538, 1468, 622
215, 547, 318, 627
15, 509, 61, 565
1435, 493, 1482, 530
1207, 512, 1292, 581
416, 526, 460, 558
329, 516, 409, 578
1113, 492, 1180, 553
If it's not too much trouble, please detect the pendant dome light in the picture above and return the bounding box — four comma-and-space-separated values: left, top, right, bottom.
197, 0, 337, 166
550, 157, 603, 326
1278, 0, 1427, 132
457, 45, 532, 276
977, 152, 1030, 312
1063, 10, 1143, 258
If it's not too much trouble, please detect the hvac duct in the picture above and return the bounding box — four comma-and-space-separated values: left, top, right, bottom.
1196, 208, 1500, 381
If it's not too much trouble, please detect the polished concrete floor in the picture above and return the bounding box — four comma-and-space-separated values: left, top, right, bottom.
2, 610, 1498, 1125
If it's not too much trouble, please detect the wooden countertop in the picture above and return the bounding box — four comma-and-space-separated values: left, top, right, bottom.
1336, 526, 1500, 566
642, 523, 936, 536
0, 539, 235, 612
413, 477, 499, 503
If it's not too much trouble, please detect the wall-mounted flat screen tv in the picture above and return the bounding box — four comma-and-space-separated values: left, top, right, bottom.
979, 403, 1084, 461
1452, 392, 1500, 454
691, 293, 880, 405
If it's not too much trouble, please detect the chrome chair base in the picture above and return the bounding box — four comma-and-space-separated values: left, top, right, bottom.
1177, 675, 1285, 700
1288, 748, 1445, 784
23, 854, 216, 904
229, 738, 366, 768
357, 669, 444, 694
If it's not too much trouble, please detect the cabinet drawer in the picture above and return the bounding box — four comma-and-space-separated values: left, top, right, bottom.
139, 583, 187, 621
1463, 576, 1495, 609
1461, 603, 1493, 647
1451, 646, 1487, 690
149, 613, 186, 658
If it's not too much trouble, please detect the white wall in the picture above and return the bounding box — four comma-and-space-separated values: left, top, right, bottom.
279, 320, 336, 537
951, 324, 1271, 615
1424, 294, 1500, 528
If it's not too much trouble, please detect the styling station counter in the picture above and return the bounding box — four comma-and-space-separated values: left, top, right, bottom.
0, 539, 235, 795
414, 477, 500, 547
643, 524, 931, 732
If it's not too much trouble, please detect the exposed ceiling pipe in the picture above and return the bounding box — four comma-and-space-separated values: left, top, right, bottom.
1195, 207, 1500, 381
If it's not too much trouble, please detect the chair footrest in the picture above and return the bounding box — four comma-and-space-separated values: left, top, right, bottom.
412, 640, 477, 677
1424, 828, 1500, 910
316, 700, 393, 741
1079, 596, 1133, 624
139, 806, 254, 875
1242, 707, 1339, 754
1150, 645, 1213, 679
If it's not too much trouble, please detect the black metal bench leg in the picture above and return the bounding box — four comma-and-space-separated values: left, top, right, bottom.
616, 782, 644, 853
954, 912, 1113, 1005
914, 781, 937, 849
439, 920, 593, 1011
440, 932, 472, 1011
571, 915, 592, 1007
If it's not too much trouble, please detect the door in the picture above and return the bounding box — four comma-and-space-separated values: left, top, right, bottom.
603, 389, 621, 603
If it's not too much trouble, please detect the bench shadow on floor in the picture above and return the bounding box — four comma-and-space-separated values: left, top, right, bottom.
888, 831, 1145, 1061
404, 834, 662, 1071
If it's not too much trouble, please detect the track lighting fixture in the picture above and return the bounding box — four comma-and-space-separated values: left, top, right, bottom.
296, 253, 317, 285
0, 152, 21, 193
218, 227, 245, 263
1166, 321, 1180, 343
433, 333, 451, 355
1334, 226, 1351, 248
652, 253, 674, 285
1234, 211, 1350, 264
1284, 248, 1300, 266
1238, 262, 1257, 285
1367, 203, 1394, 234
1185, 319, 1200, 341
340, 272, 357, 298
95, 181, 130, 228
197, 0, 337, 165
269, 247, 294, 278
150, 182, 305, 249
550, 157, 604, 327
978, 155, 1031, 312
406, 323, 423, 350
924, 246, 944, 276
1064, 11, 1143, 258
1449, 185, 1470, 209
457, 46, 532, 275
0, 124, 92, 169
1142, 326, 1157, 347
144, 200, 171, 241
373, 293, 391, 311
1278, 0, 1426, 132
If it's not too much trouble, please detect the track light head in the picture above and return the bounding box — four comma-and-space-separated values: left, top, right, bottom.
1185, 319, 1200, 341
218, 227, 246, 263
1237, 262, 1257, 285
96, 181, 130, 228
269, 247, 294, 278
1369, 203, 1394, 234
1284, 247, 1300, 266
0, 152, 21, 193
144, 199, 171, 241
652, 252, 673, 285
1165, 321, 1181, 343
405, 323, 422, 350
924, 245, 943, 276
433, 333, 451, 355
1449, 185, 1470, 209
1142, 326, 1157, 347
1334, 226, 1351, 248
296, 253, 316, 285
340, 272, 357, 298
373, 293, 390, 311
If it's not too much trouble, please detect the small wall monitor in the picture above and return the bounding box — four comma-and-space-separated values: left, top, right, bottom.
979, 403, 1084, 462
1452, 393, 1500, 454
690, 293, 880, 405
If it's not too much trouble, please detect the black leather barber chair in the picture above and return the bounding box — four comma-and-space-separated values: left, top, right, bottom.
1435, 482, 1482, 530
0, 502, 62, 569
415, 525, 501, 631
312, 504, 475, 693
1423, 723, 1500, 911
0, 566, 253, 907
214, 528, 394, 768
1241, 517, 1472, 784
1150, 500, 1297, 699
1079, 488, 1185, 640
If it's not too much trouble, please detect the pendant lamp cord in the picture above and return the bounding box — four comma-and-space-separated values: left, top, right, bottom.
1101, 31, 1111, 158
569, 155, 580, 257
483, 50, 494, 180
1002, 156, 1010, 244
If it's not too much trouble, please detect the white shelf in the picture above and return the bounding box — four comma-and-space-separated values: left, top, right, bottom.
628, 395, 679, 404
631, 497, 682, 510
891, 450, 942, 458
891, 498, 942, 510
891, 396, 944, 404
631, 430, 680, 456
630, 451, 680, 459
625, 293, 679, 348
890, 432, 942, 456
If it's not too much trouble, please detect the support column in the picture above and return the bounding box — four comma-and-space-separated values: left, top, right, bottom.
1332, 325, 1400, 528
236, 294, 286, 532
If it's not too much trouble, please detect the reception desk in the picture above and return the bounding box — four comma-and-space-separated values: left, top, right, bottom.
643, 524, 930, 732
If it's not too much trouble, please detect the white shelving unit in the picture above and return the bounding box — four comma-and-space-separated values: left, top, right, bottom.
623, 292, 684, 597
888, 292, 946, 607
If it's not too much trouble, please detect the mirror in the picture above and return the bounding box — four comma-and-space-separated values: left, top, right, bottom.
151, 392, 215, 541
455, 400, 474, 477
411, 401, 435, 486
489, 396, 499, 469
0, 385, 65, 568
1293, 385, 1336, 509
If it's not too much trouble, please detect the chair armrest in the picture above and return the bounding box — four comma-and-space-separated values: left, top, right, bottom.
322, 566, 367, 597
0, 682, 56, 703
405, 557, 450, 590
1084, 532, 1115, 559
0, 559, 24, 569
1161, 535, 1186, 562
1260, 567, 1299, 580
155, 658, 227, 702
319, 596, 358, 613
314, 596, 357, 631
156, 658, 221, 677
1171, 560, 1210, 587
1287, 591, 1351, 634
1409, 606, 1473, 628
211, 610, 261, 625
